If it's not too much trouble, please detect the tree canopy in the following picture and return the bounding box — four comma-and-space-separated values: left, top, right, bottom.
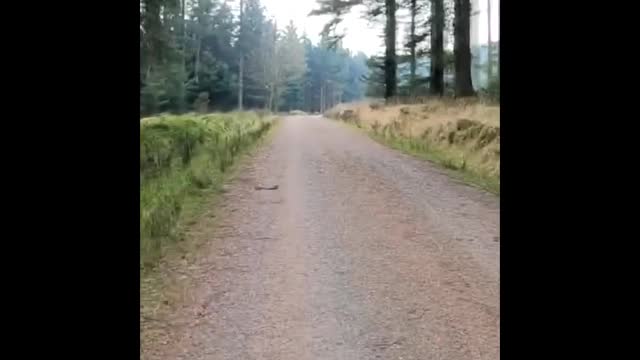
140, 0, 369, 116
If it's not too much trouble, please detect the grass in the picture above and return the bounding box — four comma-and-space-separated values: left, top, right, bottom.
140, 112, 274, 269
369, 131, 500, 194
326, 98, 500, 195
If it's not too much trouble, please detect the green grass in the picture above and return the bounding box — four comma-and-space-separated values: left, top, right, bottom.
140, 112, 274, 268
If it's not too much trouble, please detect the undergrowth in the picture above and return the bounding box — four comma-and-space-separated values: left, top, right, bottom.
140, 112, 273, 268
327, 99, 500, 195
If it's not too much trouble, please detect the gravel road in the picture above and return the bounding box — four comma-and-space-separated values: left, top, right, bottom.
141, 115, 500, 360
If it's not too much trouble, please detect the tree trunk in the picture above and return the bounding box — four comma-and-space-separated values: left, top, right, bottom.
454, 0, 475, 96
238, 57, 244, 109
238, 0, 244, 110
266, 84, 272, 111
274, 85, 279, 112
430, 0, 445, 96
384, 0, 397, 100
263, 54, 269, 110
487, 0, 492, 81
195, 36, 201, 84
329, 83, 334, 109
320, 84, 324, 113
181, 0, 186, 67
142, 0, 162, 74
409, 0, 417, 96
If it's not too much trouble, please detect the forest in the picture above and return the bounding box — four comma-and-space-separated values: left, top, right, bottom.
140, 0, 499, 116
313, 0, 499, 100
140, 0, 369, 116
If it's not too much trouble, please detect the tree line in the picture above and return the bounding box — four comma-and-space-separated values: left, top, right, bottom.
140, 0, 369, 116
311, 0, 499, 100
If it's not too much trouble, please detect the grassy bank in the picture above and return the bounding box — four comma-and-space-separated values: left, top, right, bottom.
326, 99, 500, 194
140, 112, 273, 268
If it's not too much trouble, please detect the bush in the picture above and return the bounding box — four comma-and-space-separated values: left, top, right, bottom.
140, 112, 272, 268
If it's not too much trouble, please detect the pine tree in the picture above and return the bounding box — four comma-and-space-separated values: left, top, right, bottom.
238, 0, 245, 110
486, 0, 492, 81
311, 0, 398, 100
140, 0, 186, 115
430, 0, 445, 95
407, 0, 418, 95
364, 55, 386, 97
453, 0, 474, 96
140, 0, 368, 116
383, 0, 397, 99
238, 0, 268, 108
277, 22, 307, 111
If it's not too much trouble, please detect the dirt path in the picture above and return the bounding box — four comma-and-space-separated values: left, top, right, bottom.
141, 115, 500, 360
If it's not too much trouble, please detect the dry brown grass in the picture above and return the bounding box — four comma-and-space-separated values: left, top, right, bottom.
326, 98, 500, 192
328, 99, 499, 128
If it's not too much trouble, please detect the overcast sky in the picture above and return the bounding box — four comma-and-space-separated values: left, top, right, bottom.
260, 0, 499, 56
473, 0, 500, 46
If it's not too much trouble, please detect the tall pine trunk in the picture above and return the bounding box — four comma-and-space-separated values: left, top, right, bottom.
195, 36, 201, 84
487, 0, 492, 81
430, 0, 444, 96
142, 0, 162, 77
454, 0, 475, 96
384, 0, 397, 100
320, 83, 325, 113
497, 1, 499, 80
181, 0, 186, 68
238, 0, 244, 110
409, 0, 417, 96
274, 85, 279, 112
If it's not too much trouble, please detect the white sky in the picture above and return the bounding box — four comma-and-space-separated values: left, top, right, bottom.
473, 0, 500, 46
260, 0, 500, 56
261, 0, 380, 56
